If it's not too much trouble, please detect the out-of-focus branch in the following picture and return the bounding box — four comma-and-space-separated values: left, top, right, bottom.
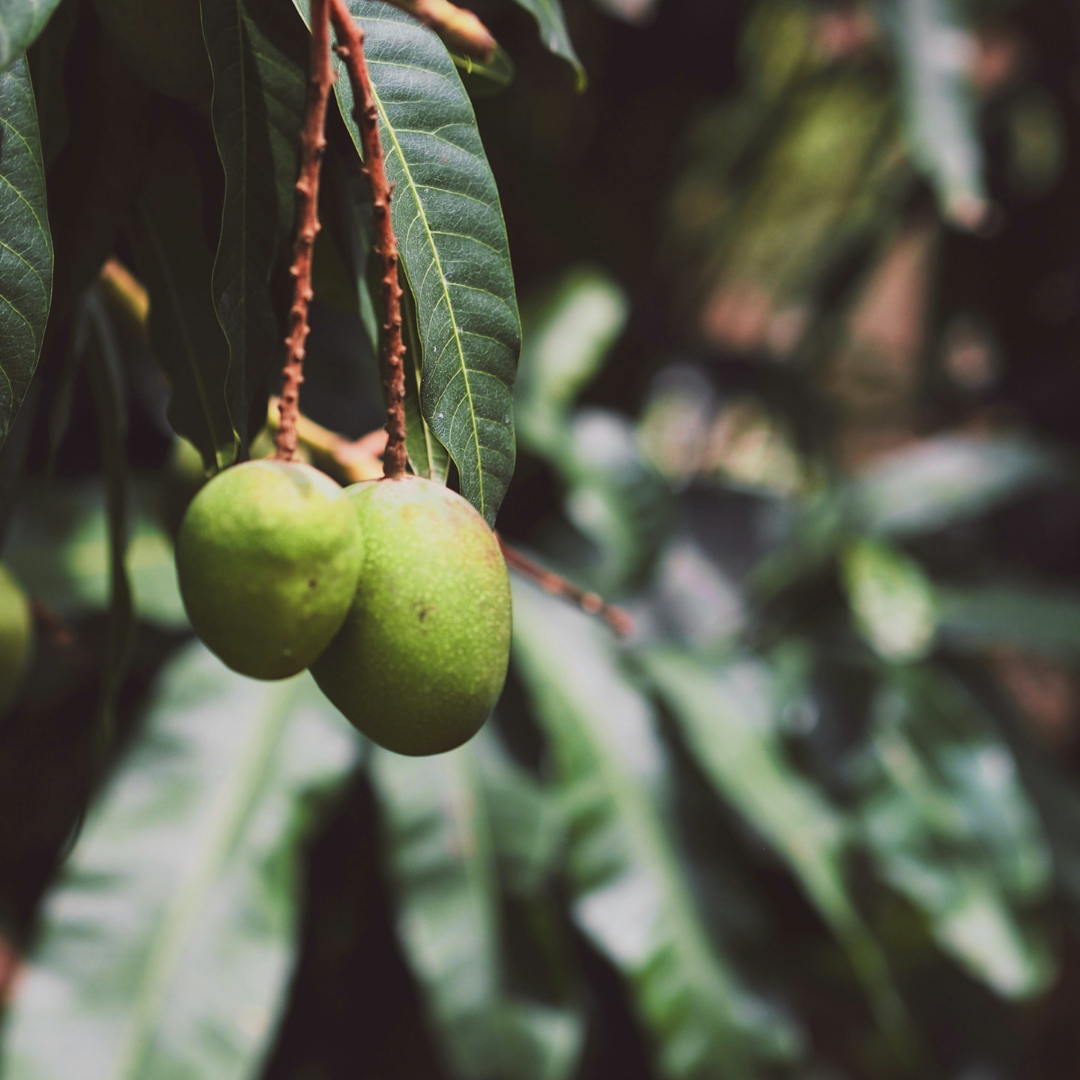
385, 0, 495, 59
496, 536, 635, 637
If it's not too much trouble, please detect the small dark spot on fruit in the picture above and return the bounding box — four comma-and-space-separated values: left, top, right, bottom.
309, 579, 317, 588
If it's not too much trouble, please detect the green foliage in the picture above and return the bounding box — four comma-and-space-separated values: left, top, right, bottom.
0, 55, 52, 448
0, 644, 357, 1080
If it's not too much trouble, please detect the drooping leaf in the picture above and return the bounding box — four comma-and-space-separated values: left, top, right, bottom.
401, 271, 450, 483
1, 643, 358, 1080
512, 579, 802, 1079
515, 267, 628, 458
882, 0, 987, 228
202, 0, 308, 453
79, 288, 134, 755
133, 132, 237, 473
507, 0, 585, 90
851, 435, 1055, 537
0, 1, 63, 73
0, 54, 52, 449
295, 0, 521, 526
840, 538, 937, 662
642, 649, 914, 1057
859, 670, 1054, 999
370, 733, 584, 1080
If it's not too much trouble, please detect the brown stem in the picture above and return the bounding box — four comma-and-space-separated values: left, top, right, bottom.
275, 0, 335, 462
496, 536, 635, 638
330, 0, 408, 479
384, 0, 496, 59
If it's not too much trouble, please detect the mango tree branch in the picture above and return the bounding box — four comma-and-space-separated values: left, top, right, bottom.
329, 0, 408, 479
384, 0, 496, 59
275, 0, 335, 462
496, 537, 636, 637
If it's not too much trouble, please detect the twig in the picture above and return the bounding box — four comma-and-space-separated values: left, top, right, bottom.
496, 536, 635, 637
275, 0, 335, 462
384, 0, 496, 59
266, 398, 387, 483
330, 0, 408, 479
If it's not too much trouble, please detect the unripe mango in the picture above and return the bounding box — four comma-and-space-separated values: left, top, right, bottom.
312, 477, 511, 756
177, 460, 362, 680
0, 564, 33, 715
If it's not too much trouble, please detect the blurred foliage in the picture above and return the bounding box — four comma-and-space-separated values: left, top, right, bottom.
6, 0, 1080, 1078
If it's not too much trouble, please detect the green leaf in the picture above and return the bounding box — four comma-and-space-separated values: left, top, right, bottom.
507, 0, 585, 90
859, 670, 1054, 998
1, 643, 358, 1080
202, 0, 308, 453
841, 539, 938, 662
0, 54, 52, 449
3, 477, 187, 630
512, 579, 802, 1079
515, 267, 627, 458
936, 584, 1080, 660
0, 1, 63, 72
451, 43, 515, 90
883, 0, 987, 227
642, 649, 914, 1058
401, 275, 450, 483
296, 0, 521, 526
852, 434, 1054, 537
370, 734, 584, 1080
134, 132, 237, 473
80, 288, 134, 754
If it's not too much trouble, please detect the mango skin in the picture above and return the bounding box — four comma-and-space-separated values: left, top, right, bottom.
177, 460, 362, 680
312, 476, 511, 756
0, 565, 32, 715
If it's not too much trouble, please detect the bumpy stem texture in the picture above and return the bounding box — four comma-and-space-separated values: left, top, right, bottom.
330, 0, 408, 479
275, 0, 334, 461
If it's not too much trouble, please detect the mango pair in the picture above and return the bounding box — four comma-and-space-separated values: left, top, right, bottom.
176, 462, 511, 756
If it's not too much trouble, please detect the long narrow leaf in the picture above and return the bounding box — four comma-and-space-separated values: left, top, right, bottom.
371, 736, 584, 1080
295, 0, 521, 526
202, 0, 308, 453
512, 579, 801, 1079
1, 643, 358, 1080
507, 0, 585, 89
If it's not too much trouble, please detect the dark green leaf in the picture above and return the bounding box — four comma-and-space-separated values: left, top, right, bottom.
1, 644, 358, 1080
202, 0, 308, 453
401, 271, 450, 482
451, 43, 515, 90
371, 734, 584, 1080
859, 670, 1053, 998
0, 1, 63, 72
134, 133, 237, 473
0, 54, 52, 449
25, 0, 76, 170
512, 579, 802, 1079
642, 649, 913, 1056
296, 0, 520, 526
507, 0, 585, 89
81, 288, 134, 755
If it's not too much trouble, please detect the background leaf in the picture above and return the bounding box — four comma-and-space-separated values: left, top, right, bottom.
0, 643, 358, 1080
0, 54, 52, 449
0, 1, 63, 73
507, 0, 586, 90
371, 734, 584, 1080
512, 578, 802, 1079
133, 132, 236, 473
202, 0, 308, 454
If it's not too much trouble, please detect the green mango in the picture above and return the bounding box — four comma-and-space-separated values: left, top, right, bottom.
176, 460, 362, 680
0, 564, 33, 715
313, 476, 511, 756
